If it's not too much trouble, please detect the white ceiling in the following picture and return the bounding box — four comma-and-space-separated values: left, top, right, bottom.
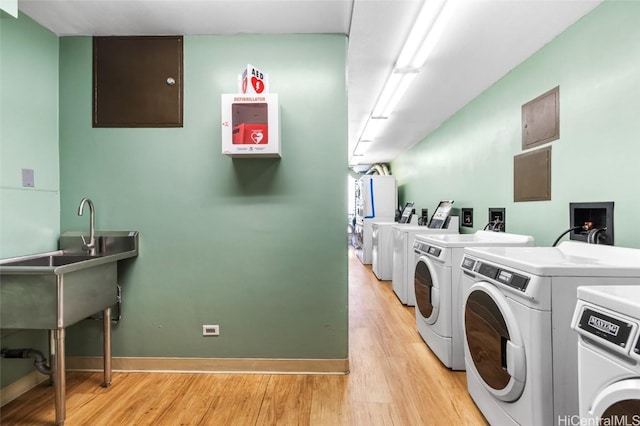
18, 0, 603, 168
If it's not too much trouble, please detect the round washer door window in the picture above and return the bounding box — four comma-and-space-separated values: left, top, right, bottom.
602, 400, 640, 418
592, 379, 640, 420
414, 257, 439, 324
464, 282, 526, 402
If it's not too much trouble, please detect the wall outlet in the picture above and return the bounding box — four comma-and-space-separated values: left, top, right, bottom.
202, 325, 219, 336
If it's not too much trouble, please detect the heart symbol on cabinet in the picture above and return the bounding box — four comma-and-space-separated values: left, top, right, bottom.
251, 130, 264, 144
251, 76, 264, 93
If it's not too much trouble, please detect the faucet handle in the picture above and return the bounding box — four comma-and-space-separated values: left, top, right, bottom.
80, 235, 95, 251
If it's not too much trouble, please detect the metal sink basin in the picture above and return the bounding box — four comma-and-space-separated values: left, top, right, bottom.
0, 252, 118, 330
2, 254, 98, 267
0, 231, 138, 329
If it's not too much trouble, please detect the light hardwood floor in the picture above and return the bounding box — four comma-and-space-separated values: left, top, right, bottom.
0, 247, 487, 425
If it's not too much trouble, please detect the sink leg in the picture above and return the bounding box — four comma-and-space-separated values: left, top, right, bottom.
53, 328, 66, 425
48, 330, 55, 387
102, 307, 112, 388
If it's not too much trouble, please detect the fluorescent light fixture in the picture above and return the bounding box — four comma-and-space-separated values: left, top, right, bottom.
411, 0, 456, 68
349, 154, 363, 166
370, 0, 451, 119
371, 70, 419, 119
360, 116, 388, 140
355, 0, 453, 159
354, 139, 373, 156
395, 0, 447, 70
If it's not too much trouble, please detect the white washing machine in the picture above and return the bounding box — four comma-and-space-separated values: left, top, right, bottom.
372, 222, 397, 280
460, 242, 640, 426
572, 285, 640, 422
391, 217, 459, 305
413, 231, 534, 370
357, 217, 396, 265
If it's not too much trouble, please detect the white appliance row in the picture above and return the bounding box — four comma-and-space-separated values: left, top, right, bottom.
412, 231, 535, 370
364, 209, 640, 425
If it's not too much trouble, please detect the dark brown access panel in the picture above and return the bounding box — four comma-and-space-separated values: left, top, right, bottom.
93, 36, 183, 127
514, 146, 551, 202
521, 86, 559, 149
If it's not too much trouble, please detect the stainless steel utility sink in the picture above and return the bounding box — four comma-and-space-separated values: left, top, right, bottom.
0, 231, 138, 329
0, 251, 117, 329
0, 230, 138, 425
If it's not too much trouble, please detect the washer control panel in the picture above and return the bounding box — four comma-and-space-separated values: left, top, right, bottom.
413, 241, 442, 258
413, 241, 428, 253
467, 259, 529, 291
461, 256, 475, 271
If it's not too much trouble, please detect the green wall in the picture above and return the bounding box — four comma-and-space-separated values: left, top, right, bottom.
0, 14, 59, 386
1, 17, 348, 389
392, 1, 640, 248
0, 13, 59, 258
58, 35, 349, 359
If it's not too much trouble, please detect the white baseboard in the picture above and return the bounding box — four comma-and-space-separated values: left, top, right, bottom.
0, 370, 49, 407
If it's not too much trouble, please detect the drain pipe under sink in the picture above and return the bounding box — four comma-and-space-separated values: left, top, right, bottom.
1, 347, 53, 376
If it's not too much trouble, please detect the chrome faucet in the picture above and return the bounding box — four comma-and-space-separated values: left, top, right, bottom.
77, 197, 96, 255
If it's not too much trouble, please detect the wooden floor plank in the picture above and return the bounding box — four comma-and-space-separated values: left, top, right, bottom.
0, 246, 487, 425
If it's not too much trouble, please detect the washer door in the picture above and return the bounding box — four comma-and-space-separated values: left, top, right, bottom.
464, 282, 526, 402
591, 379, 640, 419
414, 256, 439, 324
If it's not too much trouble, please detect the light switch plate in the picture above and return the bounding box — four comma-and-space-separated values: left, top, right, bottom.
21, 168, 34, 187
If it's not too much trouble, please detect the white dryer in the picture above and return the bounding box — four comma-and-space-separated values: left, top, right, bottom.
460, 242, 640, 426
391, 218, 458, 305
413, 231, 534, 370
572, 285, 640, 422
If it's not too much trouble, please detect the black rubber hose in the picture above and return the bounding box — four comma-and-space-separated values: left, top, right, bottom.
552, 226, 582, 247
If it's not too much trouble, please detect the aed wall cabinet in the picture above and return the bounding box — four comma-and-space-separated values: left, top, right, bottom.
221, 94, 280, 158
93, 36, 183, 127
